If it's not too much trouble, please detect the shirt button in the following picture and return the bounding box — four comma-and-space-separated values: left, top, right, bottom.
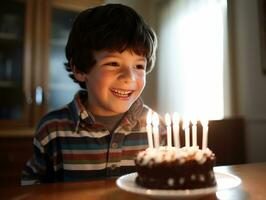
111, 143, 118, 149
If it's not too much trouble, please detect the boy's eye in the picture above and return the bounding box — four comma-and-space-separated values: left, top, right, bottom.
106, 62, 119, 67
136, 64, 146, 70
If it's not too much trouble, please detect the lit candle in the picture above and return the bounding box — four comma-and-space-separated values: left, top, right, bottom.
146, 110, 153, 149
165, 113, 172, 147
192, 119, 197, 147
152, 112, 160, 148
184, 119, 190, 147
201, 120, 209, 149
173, 112, 180, 148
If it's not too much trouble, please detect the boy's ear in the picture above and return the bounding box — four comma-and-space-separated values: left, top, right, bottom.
71, 64, 86, 82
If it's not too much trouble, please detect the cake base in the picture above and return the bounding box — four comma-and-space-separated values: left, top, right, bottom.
136, 159, 216, 190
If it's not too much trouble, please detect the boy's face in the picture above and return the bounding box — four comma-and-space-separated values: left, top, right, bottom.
82, 50, 147, 116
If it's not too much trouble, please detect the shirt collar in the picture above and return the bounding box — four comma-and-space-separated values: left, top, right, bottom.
122, 98, 144, 126
68, 90, 93, 130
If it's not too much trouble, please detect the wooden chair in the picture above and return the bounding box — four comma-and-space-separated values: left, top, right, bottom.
178, 117, 246, 165
208, 117, 246, 165
0, 136, 33, 187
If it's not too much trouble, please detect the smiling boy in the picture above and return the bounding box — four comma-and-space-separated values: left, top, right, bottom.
21, 3, 165, 185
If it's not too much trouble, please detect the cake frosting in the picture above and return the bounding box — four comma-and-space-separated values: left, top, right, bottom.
135, 146, 216, 189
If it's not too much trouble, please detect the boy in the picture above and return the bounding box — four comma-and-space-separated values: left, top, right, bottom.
21, 3, 165, 185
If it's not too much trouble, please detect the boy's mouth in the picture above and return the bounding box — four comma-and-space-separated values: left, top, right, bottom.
110, 88, 134, 99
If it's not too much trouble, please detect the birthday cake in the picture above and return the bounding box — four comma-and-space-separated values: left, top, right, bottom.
135, 146, 216, 189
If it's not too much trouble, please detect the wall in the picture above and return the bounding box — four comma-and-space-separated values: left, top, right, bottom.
232, 0, 266, 162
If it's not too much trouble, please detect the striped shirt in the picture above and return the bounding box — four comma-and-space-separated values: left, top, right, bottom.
21, 90, 166, 185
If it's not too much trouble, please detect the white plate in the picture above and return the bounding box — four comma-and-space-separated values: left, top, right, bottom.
116, 172, 241, 199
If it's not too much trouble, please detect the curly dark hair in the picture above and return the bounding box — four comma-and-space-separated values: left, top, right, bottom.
65, 3, 157, 89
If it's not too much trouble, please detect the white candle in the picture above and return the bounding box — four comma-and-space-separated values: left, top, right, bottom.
146, 110, 153, 148
192, 119, 197, 147
173, 112, 180, 148
202, 120, 209, 149
184, 119, 190, 147
152, 112, 160, 148
165, 113, 172, 147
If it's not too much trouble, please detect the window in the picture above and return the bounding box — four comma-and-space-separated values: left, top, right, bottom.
157, 0, 227, 120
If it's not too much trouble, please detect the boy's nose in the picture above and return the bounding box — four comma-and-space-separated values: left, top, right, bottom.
119, 67, 136, 83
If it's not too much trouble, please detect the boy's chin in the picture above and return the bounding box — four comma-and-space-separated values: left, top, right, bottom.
112, 104, 133, 114
113, 107, 131, 114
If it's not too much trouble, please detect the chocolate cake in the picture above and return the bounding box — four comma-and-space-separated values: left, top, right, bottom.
135, 146, 216, 189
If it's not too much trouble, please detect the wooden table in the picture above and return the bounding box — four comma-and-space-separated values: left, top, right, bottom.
1, 162, 265, 200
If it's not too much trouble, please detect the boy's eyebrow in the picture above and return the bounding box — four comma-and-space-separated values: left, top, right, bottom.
134, 57, 147, 62
101, 53, 147, 62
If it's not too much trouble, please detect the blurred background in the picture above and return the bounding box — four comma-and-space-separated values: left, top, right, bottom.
0, 0, 266, 186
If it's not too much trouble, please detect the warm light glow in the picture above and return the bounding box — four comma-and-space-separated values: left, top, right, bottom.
191, 118, 197, 147
152, 112, 160, 148
146, 109, 152, 125
165, 113, 171, 126
183, 118, 190, 129
201, 119, 209, 149
201, 119, 209, 128
172, 112, 180, 148
152, 112, 159, 126
157, 0, 226, 120
191, 119, 197, 126
183, 118, 190, 147
146, 109, 153, 149
165, 113, 172, 147
173, 112, 180, 124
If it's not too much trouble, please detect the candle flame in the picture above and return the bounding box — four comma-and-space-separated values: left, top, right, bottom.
191, 118, 198, 125
146, 109, 152, 124
201, 119, 209, 127
173, 112, 180, 125
183, 118, 190, 129
165, 113, 171, 126
152, 112, 159, 126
